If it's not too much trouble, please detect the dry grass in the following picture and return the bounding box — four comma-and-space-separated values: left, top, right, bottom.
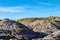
15, 16, 58, 22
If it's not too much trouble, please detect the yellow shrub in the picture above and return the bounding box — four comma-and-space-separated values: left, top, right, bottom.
15, 16, 58, 22
48, 16, 57, 21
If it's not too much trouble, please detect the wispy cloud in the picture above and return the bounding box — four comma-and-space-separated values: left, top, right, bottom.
0, 7, 24, 12
0, 6, 33, 13
39, 2, 52, 6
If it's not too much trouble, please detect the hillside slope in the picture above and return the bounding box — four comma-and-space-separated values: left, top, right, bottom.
0, 16, 60, 40
15, 16, 60, 40
15, 16, 59, 34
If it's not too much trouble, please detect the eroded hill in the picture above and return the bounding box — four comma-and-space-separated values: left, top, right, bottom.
15, 16, 60, 40
15, 16, 59, 33
0, 16, 60, 40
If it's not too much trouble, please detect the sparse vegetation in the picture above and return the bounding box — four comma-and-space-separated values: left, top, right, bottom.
0, 16, 59, 40
15, 16, 58, 22
48, 16, 58, 21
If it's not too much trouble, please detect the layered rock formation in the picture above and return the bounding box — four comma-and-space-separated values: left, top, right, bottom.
15, 16, 60, 40
0, 16, 60, 40
43, 31, 60, 40
16, 16, 59, 34
0, 19, 35, 39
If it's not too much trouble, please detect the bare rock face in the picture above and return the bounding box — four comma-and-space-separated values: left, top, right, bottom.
19, 17, 60, 34
0, 19, 22, 32
0, 19, 36, 39
0, 17, 60, 40
15, 17, 60, 40
43, 31, 60, 40
29, 20, 58, 34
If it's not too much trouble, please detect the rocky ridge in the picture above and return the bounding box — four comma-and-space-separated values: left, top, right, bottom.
0, 16, 60, 40
15, 16, 60, 40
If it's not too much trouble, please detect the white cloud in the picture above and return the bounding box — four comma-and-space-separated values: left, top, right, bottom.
0, 6, 33, 13
0, 7, 24, 12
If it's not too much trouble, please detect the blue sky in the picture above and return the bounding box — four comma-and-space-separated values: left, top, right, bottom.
0, 0, 60, 19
